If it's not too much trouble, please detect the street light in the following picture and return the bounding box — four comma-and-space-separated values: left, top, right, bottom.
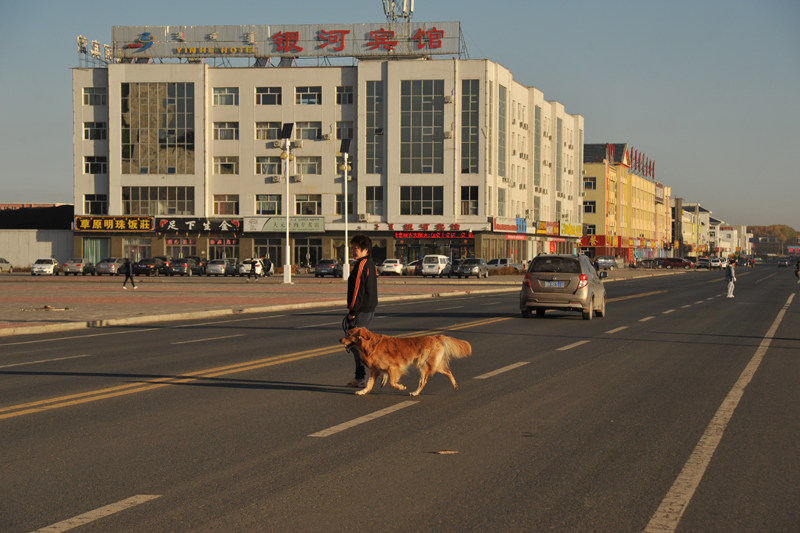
338, 139, 352, 282
278, 123, 295, 284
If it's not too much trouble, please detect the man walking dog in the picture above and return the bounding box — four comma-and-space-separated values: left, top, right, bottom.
344, 234, 378, 388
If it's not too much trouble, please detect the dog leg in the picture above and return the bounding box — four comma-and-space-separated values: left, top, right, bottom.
355, 369, 379, 396
410, 369, 431, 397
441, 368, 459, 391
388, 368, 406, 391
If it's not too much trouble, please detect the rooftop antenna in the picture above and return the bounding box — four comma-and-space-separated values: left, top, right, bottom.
383, 0, 414, 23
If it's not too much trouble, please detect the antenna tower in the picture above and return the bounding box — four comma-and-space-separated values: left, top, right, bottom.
383, 0, 414, 23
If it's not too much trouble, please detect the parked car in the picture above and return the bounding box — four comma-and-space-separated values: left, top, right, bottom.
662, 257, 694, 269
62, 258, 95, 276
404, 259, 422, 276
206, 258, 238, 276
448, 259, 464, 278
315, 259, 343, 278
778, 258, 790, 267
378, 259, 404, 276
709, 257, 724, 270
638, 258, 661, 269
134, 257, 167, 276
31, 258, 60, 276
593, 256, 618, 270
455, 258, 489, 279
696, 257, 710, 269
238, 258, 265, 277
520, 254, 608, 320
0, 257, 13, 273
421, 255, 451, 278
487, 257, 525, 272
185, 256, 207, 275
170, 257, 199, 276
95, 257, 126, 276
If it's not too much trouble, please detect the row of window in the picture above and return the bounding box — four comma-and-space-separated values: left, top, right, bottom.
85, 186, 480, 217
213, 121, 353, 141
82, 86, 354, 107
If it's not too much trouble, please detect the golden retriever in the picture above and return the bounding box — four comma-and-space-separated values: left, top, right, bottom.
340, 327, 472, 396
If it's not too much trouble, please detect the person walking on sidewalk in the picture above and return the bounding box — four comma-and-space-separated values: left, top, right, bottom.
344, 234, 378, 388
122, 258, 137, 290
725, 260, 736, 298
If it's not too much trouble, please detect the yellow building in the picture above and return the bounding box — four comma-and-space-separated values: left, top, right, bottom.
581, 143, 672, 262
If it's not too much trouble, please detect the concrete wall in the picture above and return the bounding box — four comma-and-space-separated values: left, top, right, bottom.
0, 230, 74, 268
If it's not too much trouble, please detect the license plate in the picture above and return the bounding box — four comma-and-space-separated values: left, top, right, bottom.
543, 281, 564, 288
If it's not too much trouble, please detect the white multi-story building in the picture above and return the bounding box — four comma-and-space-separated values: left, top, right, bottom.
72, 23, 584, 267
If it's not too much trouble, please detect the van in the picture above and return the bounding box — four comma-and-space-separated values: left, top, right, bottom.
421, 255, 451, 278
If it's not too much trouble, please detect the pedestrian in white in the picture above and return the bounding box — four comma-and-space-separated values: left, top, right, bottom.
725, 261, 736, 298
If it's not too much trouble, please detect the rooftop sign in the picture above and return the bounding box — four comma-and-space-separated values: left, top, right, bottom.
112, 23, 461, 59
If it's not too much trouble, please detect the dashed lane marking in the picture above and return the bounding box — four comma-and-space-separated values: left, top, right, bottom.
474, 361, 530, 379
639, 316, 655, 322
605, 326, 628, 334
556, 340, 590, 351
170, 334, 245, 345
308, 401, 418, 437
663, 309, 676, 314
32, 494, 161, 532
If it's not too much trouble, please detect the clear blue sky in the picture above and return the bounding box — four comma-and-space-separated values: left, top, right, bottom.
1, 0, 798, 227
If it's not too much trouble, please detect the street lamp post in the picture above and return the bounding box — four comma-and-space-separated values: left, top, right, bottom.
338, 139, 352, 282
278, 123, 294, 284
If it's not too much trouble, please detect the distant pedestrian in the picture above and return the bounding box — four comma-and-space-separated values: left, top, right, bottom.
248, 258, 258, 280
262, 256, 272, 277
122, 258, 137, 289
725, 261, 736, 298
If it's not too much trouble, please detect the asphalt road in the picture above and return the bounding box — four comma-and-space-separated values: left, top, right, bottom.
1, 268, 798, 532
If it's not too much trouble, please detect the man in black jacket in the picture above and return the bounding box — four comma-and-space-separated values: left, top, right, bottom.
345, 234, 378, 387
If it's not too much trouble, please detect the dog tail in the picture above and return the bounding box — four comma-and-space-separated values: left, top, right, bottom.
442, 336, 472, 360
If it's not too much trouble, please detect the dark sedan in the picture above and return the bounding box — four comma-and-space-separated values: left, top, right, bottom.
170, 258, 200, 276
134, 257, 167, 276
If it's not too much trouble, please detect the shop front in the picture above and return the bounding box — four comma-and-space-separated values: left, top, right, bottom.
579, 234, 662, 263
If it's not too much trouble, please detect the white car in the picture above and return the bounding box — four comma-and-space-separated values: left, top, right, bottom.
238, 258, 265, 277
31, 258, 60, 276
378, 259, 404, 275
421, 255, 451, 278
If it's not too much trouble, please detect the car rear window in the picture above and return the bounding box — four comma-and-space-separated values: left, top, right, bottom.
530, 257, 581, 273
463, 259, 479, 265
423, 257, 440, 264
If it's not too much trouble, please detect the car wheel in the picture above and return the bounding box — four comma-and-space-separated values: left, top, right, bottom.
596, 296, 606, 318
536, 309, 546, 317
521, 308, 531, 318
583, 298, 594, 320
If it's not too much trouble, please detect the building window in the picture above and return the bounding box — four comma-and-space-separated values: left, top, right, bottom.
121, 82, 194, 174
336, 86, 353, 104
84, 156, 107, 174
296, 156, 321, 175
336, 121, 354, 140
214, 194, 239, 215
296, 121, 322, 140
400, 186, 443, 216
255, 87, 281, 105
214, 122, 239, 140
585, 224, 596, 235
255, 156, 281, 175
461, 186, 478, 216
497, 187, 506, 217
296, 86, 322, 105
213, 87, 239, 106
461, 79, 479, 173
366, 81, 384, 174
256, 194, 281, 215
122, 186, 194, 215
583, 176, 597, 190
83, 87, 107, 106
400, 79, 444, 174
584, 201, 596, 214
534, 105, 542, 187
336, 193, 354, 216
84, 194, 108, 215
366, 186, 383, 215
498, 85, 507, 178
213, 156, 239, 175
83, 122, 107, 140
295, 194, 322, 215
256, 121, 282, 140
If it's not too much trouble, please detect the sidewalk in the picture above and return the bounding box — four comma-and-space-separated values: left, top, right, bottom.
0, 268, 674, 337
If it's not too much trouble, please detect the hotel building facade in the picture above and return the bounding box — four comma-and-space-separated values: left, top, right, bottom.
72, 24, 585, 267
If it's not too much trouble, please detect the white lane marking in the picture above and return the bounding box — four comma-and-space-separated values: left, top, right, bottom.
0, 354, 92, 369
296, 321, 341, 329
170, 334, 245, 345
605, 326, 628, 334
434, 305, 464, 311
681, 304, 692, 309
474, 361, 530, 379
639, 316, 655, 322
695, 300, 705, 305
706, 297, 714, 301
644, 293, 795, 533
0, 328, 160, 347
32, 494, 161, 532
309, 401, 418, 437
663, 309, 676, 314
171, 314, 287, 327
556, 340, 590, 351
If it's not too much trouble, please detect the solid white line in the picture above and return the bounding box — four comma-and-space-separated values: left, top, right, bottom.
474, 361, 530, 379
32, 494, 161, 532
308, 401, 418, 437
434, 306, 464, 310
663, 309, 676, 314
171, 334, 245, 345
605, 326, 628, 334
0, 328, 160, 347
639, 316, 655, 322
556, 340, 590, 351
296, 321, 341, 329
644, 293, 795, 532
0, 354, 92, 369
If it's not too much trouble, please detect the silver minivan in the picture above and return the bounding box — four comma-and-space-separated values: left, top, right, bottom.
421, 255, 451, 278
520, 254, 607, 320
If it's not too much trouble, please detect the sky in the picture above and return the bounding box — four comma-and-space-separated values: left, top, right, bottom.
1, 0, 798, 227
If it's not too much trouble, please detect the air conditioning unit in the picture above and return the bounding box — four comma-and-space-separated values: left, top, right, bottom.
569, 144, 574, 149
542, 188, 548, 194
568, 195, 573, 200
543, 131, 549, 137
272, 140, 282, 148
534, 186, 542, 193
293, 175, 303, 183
520, 183, 527, 189
358, 213, 368, 222
443, 131, 453, 139
568, 170, 574, 175
267, 175, 280, 183
512, 149, 517, 155
549, 135, 553, 140
525, 209, 531, 217
512, 118, 516, 124
444, 95, 453, 103
548, 162, 552, 168
580, 191, 586, 197
557, 192, 565, 198
292, 140, 304, 148
561, 213, 569, 219
322, 133, 331, 140
502, 177, 509, 182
